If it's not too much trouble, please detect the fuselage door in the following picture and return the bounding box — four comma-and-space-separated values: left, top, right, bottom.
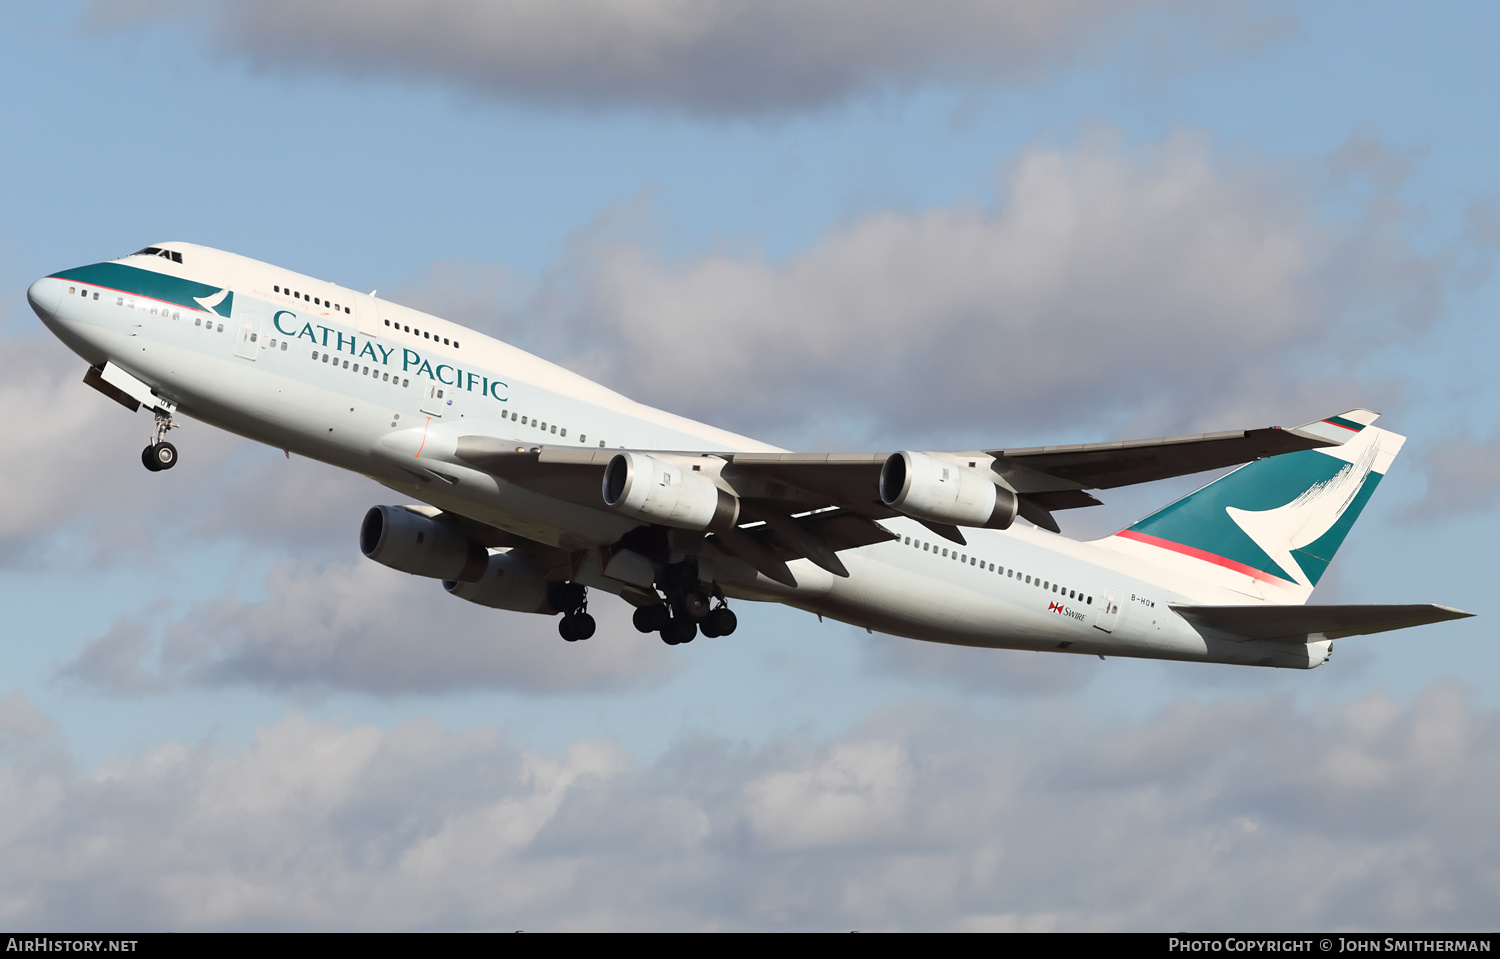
355, 292, 382, 338
1094, 588, 1123, 633
234, 307, 263, 360
420, 383, 449, 417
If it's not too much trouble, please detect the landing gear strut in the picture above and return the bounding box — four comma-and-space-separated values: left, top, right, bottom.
549, 581, 595, 642
646, 560, 738, 646
141, 409, 179, 472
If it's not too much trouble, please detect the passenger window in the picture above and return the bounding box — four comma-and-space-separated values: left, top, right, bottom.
551, 425, 557, 434
443, 337, 449, 345
453, 341, 459, 348
281, 342, 287, 351
68, 287, 75, 295
560, 429, 566, 437
217, 323, 223, 332
402, 378, 409, 387
195, 317, 202, 326
93, 292, 99, 300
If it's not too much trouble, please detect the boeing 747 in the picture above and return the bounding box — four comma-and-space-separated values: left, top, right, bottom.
27, 242, 1471, 666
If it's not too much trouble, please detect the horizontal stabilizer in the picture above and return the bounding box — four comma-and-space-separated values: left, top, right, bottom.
1171, 603, 1472, 642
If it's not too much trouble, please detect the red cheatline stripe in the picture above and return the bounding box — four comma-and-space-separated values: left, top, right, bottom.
49, 278, 211, 314
1323, 418, 1362, 432
1114, 529, 1290, 583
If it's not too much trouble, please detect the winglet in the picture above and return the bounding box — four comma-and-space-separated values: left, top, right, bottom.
1288, 409, 1380, 446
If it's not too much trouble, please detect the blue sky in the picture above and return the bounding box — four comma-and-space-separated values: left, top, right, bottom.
1, 0, 1498, 931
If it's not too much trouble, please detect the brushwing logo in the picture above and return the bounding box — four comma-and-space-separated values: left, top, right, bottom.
1120, 426, 1390, 587
1224, 438, 1378, 587
193, 287, 232, 317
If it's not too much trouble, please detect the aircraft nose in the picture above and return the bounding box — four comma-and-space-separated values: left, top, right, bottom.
27, 276, 61, 320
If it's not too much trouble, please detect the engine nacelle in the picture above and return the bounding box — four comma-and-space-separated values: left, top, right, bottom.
444, 550, 551, 614
602, 451, 739, 531
879, 451, 1018, 529
359, 505, 489, 582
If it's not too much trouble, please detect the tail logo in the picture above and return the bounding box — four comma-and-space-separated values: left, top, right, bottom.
1119, 427, 1391, 587
1225, 440, 1377, 587
193, 288, 233, 317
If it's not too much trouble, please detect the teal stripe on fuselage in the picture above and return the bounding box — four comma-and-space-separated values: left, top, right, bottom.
51, 262, 234, 317
1126, 449, 1352, 582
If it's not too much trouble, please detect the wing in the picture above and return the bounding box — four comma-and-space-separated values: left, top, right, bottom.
449, 411, 1369, 586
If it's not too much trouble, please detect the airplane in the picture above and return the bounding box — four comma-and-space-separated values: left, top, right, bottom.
26, 242, 1471, 667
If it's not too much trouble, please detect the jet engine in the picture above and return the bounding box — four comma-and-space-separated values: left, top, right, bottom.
602, 451, 739, 531
359, 505, 489, 582
444, 550, 551, 614
879, 451, 1018, 529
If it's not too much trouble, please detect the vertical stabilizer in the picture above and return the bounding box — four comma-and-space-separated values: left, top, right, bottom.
1095, 411, 1403, 605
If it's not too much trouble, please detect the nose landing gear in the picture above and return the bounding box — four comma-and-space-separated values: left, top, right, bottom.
141, 409, 179, 472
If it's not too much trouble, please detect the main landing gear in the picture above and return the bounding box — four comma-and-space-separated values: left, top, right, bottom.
630, 560, 738, 646
549, 581, 596, 642
141, 409, 179, 472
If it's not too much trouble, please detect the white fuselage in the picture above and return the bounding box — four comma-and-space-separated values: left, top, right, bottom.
29, 243, 1326, 669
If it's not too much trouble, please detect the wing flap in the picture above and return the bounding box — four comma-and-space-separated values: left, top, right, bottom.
1171, 603, 1473, 642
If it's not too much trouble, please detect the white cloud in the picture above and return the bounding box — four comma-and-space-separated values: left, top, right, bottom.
0, 330, 382, 566
87, 0, 1269, 114
2, 684, 1497, 930
492, 132, 1444, 449
58, 559, 675, 696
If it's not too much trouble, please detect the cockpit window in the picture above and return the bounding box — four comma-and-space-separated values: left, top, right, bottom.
130, 247, 183, 264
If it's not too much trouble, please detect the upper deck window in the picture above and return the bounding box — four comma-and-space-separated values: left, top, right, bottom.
130, 247, 183, 264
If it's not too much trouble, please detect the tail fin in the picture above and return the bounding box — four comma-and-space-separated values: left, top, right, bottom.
1096, 410, 1404, 604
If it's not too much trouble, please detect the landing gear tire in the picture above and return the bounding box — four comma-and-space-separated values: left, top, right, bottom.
559, 612, 595, 642
662, 618, 696, 645
633, 603, 670, 633
705, 607, 737, 637
142, 442, 177, 472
